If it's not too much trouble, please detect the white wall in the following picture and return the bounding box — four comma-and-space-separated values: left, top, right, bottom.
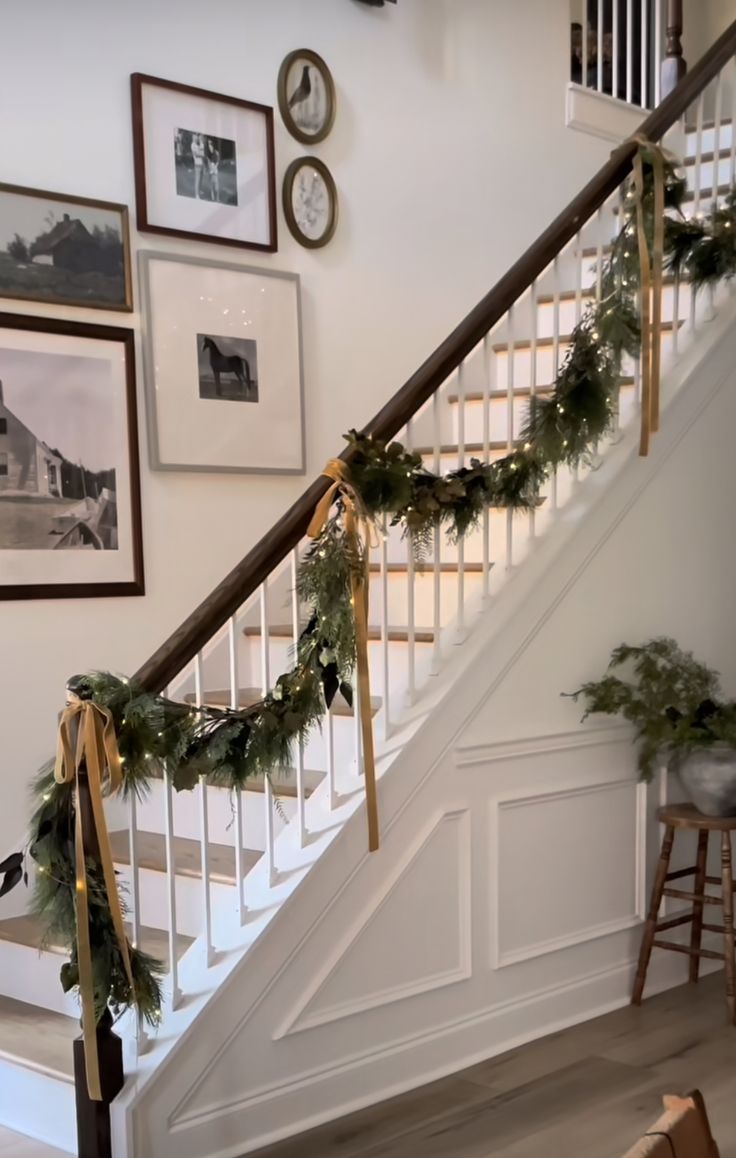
0, 0, 612, 844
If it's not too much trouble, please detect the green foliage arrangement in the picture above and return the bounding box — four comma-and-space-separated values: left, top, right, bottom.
6, 144, 736, 1033
567, 638, 736, 779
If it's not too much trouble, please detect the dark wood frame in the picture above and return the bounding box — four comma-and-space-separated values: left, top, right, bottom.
0, 311, 144, 600
282, 156, 338, 249
277, 49, 336, 145
131, 72, 278, 253
0, 182, 133, 312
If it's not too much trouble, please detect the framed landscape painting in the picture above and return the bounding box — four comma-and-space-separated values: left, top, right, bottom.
131, 73, 277, 252
0, 183, 132, 311
139, 251, 304, 474
0, 313, 144, 600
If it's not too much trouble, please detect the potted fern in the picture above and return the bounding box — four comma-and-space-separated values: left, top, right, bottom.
568, 638, 736, 816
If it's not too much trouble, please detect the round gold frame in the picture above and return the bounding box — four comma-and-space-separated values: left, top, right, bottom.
282, 157, 338, 249
277, 49, 336, 145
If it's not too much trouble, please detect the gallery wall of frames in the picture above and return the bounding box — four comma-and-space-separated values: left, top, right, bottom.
0, 52, 339, 601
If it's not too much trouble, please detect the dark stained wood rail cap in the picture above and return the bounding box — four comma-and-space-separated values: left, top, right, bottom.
132, 17, 736, 696
658, 803, 736, 830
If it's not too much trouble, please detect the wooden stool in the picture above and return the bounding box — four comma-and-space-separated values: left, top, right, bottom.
633, 804, 736, 1023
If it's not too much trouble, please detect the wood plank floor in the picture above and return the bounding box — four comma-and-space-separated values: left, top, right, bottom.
248, 974, 736, 1157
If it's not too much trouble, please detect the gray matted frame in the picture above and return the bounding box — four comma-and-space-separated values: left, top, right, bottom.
138, 250, 306, 475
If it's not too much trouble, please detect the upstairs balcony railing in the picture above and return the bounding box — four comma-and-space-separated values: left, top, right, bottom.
571, 0, 686, 107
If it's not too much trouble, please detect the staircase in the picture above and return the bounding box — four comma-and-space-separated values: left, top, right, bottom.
4, 20, 736, 1158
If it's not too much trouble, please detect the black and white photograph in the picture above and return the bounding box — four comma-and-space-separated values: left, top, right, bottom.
278, 50, 336, 145
132, 73, 277, 252
0, 183, 132, 311
0, 314, 143, 599
198, 333, 258, 402
175, 130, 238, 206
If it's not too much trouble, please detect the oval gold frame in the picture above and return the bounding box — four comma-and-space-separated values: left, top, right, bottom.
282, 157, 338, 250
277, 49, 336, 145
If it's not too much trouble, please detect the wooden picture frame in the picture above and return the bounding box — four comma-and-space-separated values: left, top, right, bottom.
277, 49, 337, 145
0, 182, 132, 312
131, 73, 278, 252
0, 312, 144, 600
282, 157, 339, 249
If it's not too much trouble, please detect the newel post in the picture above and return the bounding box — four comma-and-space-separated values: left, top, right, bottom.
72, 755, 125, 1158
661, 0, 687, 100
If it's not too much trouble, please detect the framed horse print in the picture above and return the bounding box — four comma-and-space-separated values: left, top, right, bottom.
139, 251, 304, 474
131, 73, 278, 252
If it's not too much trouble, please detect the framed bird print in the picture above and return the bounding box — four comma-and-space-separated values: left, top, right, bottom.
131, 73, 277, 252
139, 251, 305, 474
283, 157, 338, 249
277, 50, 336, 144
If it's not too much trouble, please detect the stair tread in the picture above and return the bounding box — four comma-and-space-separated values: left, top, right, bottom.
367, 561, 485, 573
146, 764, 325, 799
447, 376, 635, 404
493, 320, 677, 353
0, 912, 193, 968
196, 687, 383, 717
110, 829, 261, 885
243, 624, 435, 643
0, 992, 77, 1081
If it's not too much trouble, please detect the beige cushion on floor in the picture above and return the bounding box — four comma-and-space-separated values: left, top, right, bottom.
622, 1094, 720, 1158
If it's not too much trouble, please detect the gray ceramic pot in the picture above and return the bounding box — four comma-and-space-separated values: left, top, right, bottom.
677, 745, 736, 816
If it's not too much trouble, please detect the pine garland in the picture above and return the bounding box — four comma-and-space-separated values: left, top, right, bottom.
4, 146, 736, 1031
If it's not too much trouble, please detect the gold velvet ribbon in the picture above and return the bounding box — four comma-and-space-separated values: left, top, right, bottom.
55, 696, 135, 1101
307, 459, 380, 852
628, 134, 667, 456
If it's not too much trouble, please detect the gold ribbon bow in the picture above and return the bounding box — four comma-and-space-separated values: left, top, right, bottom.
55, 696, 135, 1101
628, 133, 667, 457
308, 459, 380, 852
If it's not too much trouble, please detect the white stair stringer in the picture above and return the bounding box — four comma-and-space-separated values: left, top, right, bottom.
109, 288, 736, 1158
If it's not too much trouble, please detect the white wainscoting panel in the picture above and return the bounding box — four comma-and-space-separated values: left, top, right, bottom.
493, 778, 646, 969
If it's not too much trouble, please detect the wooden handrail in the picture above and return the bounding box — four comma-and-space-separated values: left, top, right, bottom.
134, 17, 736, 694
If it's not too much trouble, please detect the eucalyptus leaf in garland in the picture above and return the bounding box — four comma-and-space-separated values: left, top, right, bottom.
7, 145, 736, 1031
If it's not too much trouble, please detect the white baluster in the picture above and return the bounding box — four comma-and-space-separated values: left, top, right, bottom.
596, 205, 605, 304
228, 615, 246, 924
404, 417, 416, 703
597, 0, 604, 93
379, 529, 391, 736
626, 0, 633, 104
326, 705, 338, 810
672, 273, 681, 355
353, 662, 362, 776
290, 550, 307, 846
128, 790, 147, 1055
482, 333, 493, 596
612, 0, 620, 99
640, 0, 648, 109
712, 74, 723, 217
456, 361, 466, 637
194, 652, 214, 966
654, 0, 663, 107
163, 751, 182, 1010
430, 390, 441, 675
506, 305, 515, 567
583, 0, 589, 89
259, 581, 277, 886
528, 280, 538, 540
691, 93, 705, 331
550, 261, 560, 511
730, 58, 736, 190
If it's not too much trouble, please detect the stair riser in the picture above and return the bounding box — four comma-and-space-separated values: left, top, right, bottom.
0, 1058, 75, 1154
116, 863, 238, 940
685, 124, 734, 156
240, 635, 433, 704
0, 939, 78, 1018
136, 778, 291, 853
379, 510, 541, 566
685, 153, 735, 196
365, 567, 484, 626
448, 382, 641, 444
534, 282, 687, 340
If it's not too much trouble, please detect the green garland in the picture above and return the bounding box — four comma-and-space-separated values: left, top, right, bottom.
4, 146, 736, 1031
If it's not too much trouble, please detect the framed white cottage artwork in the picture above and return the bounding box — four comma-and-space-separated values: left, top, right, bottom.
139, 252, 305, 474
